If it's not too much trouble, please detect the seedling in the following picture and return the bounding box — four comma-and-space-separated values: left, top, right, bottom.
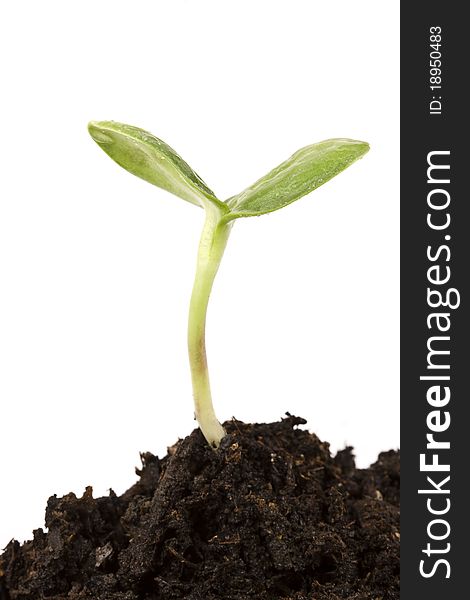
88, 121, 369, 448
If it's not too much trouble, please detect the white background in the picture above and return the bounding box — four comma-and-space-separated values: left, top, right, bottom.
0, 0, 399, 546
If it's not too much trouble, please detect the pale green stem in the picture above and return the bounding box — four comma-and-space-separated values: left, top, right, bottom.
188, 207, 232, 447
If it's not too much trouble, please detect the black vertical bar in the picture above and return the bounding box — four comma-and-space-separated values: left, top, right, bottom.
401, 3, 468, 597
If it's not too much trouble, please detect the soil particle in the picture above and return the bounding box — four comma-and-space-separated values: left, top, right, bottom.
0, 416, 399, 599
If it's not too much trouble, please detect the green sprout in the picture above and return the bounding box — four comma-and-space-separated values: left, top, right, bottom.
88, 121, 369, 448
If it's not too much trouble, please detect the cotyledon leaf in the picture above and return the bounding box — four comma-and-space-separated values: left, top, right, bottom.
88, 121, 226, 212
225, 138, 369, 219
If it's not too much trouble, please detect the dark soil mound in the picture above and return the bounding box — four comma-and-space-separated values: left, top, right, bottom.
0, 416, 399, 599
